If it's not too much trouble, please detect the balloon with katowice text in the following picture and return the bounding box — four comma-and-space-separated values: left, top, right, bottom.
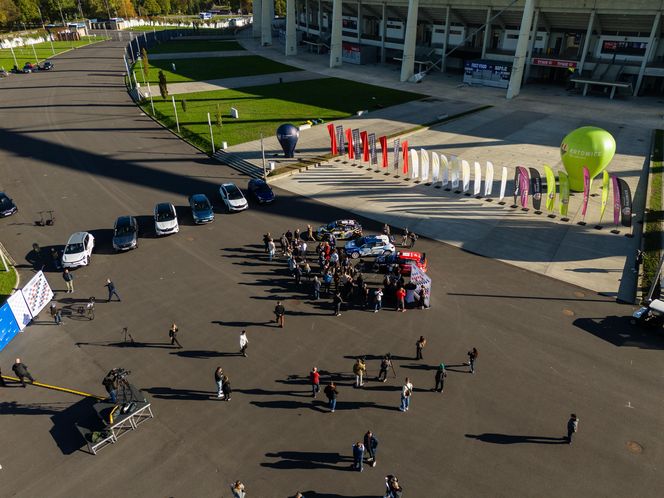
560, 126, 616, 191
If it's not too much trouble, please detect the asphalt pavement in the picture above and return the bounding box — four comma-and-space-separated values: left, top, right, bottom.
0, 38, 662, 498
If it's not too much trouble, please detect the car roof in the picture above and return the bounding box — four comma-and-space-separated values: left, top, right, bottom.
365, 235, 388, 241
191, 193, 209, 201
249, 178, 266, 186
156, 202, 173, 211
222, 183, 238, 189
66, 231, 89, 244
115, 215, 134, 225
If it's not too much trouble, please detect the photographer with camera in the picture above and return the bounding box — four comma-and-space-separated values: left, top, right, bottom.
102, 370, 119, 403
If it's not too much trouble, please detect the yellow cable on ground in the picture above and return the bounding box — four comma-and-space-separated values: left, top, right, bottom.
1, 375, 105, 400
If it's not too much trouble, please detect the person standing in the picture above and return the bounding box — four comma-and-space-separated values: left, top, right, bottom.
263, 232, 272, 252
383, 224, 391, 236
324, 381, 338, 412
377, 354, 392, 383
215, 367, 224, 398
433, 363, 446, 392
63, 268, 74, 293
274, 301, 285, 328
373, 288, 383, 312
306, 224, 315, 241
364, 430, 379, 467
399, 378, 413, 412
312, 275, 321, 301
310, 367, 320, 398
408, 232, 418, 248
294, 263, 302, 285
230, 480, 245, 498
385, 475, 403, 498
395, 286, 406, 312
169, 322, 182, 349
401, 228, 409, 247
567, 413, 579, 444
267, 238, 276, 262
12, 358, 35, 387
102, 370, 118, 403
352, 441, 365, 472
333, 291, 344, 316
353, 358, 366, 388
239, 330, 249, 357
222, 374, 232, 401
415, 336, 426, 360
105, 278, 121, 302
467, 347, 478, 374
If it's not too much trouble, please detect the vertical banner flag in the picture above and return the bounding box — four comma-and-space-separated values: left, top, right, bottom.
461, 160, 471, 192
581, 166, 590, 218
345, 128, 354, 159
559, 171, 570, 216
352, 129, 361, 160
431, 152, 440, 183
518, 167, 530, 208
451, 157, 460, 189
402, 141, 409, 175
513, 167, 520, 205
420, 149, 430, 182
618, 178, 633, 227
327, 123, 338, 155
611, 175, 621, 225
529, 168, 542, 211
410, 263, 432, 308
441, 154, 449, 187
336, 125, 345, 155
499, 166, 507, 201
368, 133, 377, 166
0, 302, 21, 352
543, 165, 556, 212
360, 131, 369, 162
599, 170, 610, 223
393, 138, 401, 171
410, 149, 420, 179
473, 162, 482, 195
484, 161, 494, 197
379, 136, 388, 168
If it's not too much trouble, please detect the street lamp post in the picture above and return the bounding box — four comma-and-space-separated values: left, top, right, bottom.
260, 133, 267, 180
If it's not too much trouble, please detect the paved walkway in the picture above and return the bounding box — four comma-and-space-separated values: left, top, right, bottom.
149, 50, 247, 60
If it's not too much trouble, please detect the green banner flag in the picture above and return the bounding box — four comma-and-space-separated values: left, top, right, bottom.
559, 171, 570, 216
544, 165, 556, 212
599, 170, 610, 223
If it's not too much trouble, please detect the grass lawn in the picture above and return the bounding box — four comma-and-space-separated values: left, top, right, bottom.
131, 26, 234, 35
142, 77, 425, 152
643, 128, 664, 295
148, 39, 244, 54
0, 37, 107, 71
133, 55, 300, 84
0, 267, 17, 301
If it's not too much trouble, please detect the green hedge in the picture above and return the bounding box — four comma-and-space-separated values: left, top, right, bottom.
642, 129, 664, 297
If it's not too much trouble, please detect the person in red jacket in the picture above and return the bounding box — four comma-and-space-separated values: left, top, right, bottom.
395, 286, 406, 312
310, 366, 320, 398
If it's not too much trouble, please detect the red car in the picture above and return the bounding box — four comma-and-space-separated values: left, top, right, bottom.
397, 251, 427, 275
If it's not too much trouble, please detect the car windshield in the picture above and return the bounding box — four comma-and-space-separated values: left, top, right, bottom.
115, 223, 134, 235
194, 200, 210, 211
256, 184, 271, 193
157, 206, 174, 221
65, 243, 84, 254
354, 237, 367, 246
226, 186, 243, 200
0, 197, 11, 208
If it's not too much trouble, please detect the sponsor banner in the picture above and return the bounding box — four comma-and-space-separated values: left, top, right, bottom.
393, 138, 401, 171
581, 166, 590, 218
513, 167, 520, 205
499, 166, 507, 201
327, 123, 338, 155
336, 125, 345, 155
352, 128, 361, 160
618, 178, 632, 227
360, 131, 369, 162
346, 128, 354, 159
368, 133, 377, 165
559, 171, 570, 216
431, 152, 440, 183
612, 175, 621, 225
410, 263, 431, 308
451, 157, 460, 189
599, 171, 610, 223
21, 271, 54, 318
530, 168, 542, 211
544, 165, 556, 212
484, 161, 494, 197
0, 302, 21, 352
410, 149, 419, 179
402, 141, 409, 175
461, 160, 471, 192
518, 166, 530, 208
473, 161, 482, 195
440, 154, 449, 187
420, 149, 429, 182
379, 136, 388, 167
531, 58, 577, 69
7, 291, 31, 331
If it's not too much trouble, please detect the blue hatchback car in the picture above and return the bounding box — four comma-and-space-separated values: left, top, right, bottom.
247, 179, 275, 204
188, 194, 214, 224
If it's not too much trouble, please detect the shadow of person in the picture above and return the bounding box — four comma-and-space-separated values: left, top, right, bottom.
465, 433, 567, 444
261, 451, 354, 471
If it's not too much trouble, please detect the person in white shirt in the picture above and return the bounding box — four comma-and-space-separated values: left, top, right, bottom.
239, 330, 249, 357
399, 378, 413, 412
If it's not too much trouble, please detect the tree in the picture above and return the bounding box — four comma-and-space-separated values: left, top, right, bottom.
158, 70, 168, 99
158, 0, 171, 15
0, 0, 19, 26
16, 0, 40, 23
143, 0, 162, 15
180, 98, 187, 113
141, 47, 149, 82
274, 0, 285, 17
215, 104, 223, 129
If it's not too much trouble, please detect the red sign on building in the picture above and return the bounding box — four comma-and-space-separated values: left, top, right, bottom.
532, 58, 578, 69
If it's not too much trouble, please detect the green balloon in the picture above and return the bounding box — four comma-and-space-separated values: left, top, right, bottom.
560, 126, 616, 191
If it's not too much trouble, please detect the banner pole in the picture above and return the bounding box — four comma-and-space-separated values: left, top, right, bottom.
208, 112, 215, 154
171, 96, 180, 133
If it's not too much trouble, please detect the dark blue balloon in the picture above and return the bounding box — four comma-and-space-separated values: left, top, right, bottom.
276, 123, 299, 158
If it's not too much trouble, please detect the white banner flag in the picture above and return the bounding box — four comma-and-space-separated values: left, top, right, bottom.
410, 149, 419, 180
431, 152, 440, 183
473, 161, 482, 195
484, 161, 494, 197
451, 157, 459, 189
440, 154, 449, 187
499, 166, 508, 201
7, 292, 31, 330
462, 160, 471, 192
420, 149, 429, 182
20, 271, 54, 319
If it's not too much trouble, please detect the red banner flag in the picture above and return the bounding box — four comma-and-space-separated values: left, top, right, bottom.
361, 131, 369, 162
402, 141, 409, 175
327, 123, 338, 155
379, 136, 388, 168
346, 128, 354, 159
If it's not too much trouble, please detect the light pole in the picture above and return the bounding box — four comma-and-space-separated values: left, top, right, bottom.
37, 6, 56, 56
260, 133, 267, 180
171, 96, 180, 133
8, 45, 18, 70
207, 113, 216, 154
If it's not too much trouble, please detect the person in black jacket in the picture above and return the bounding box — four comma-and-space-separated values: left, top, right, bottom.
434, 363, 447, 392
324, 382, 338, 412
222, 374, 232, 402
12, 358, 35, 387
364, 430, 379, 467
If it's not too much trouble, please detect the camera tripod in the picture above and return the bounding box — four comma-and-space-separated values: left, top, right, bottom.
121, 327, 135, 345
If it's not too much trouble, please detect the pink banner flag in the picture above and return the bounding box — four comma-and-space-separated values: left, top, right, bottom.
581, 167, 590, 218
611, 175, 621, 225
518, 166, 530, 208
360, 131, 369, 162
402, 141, 409, 175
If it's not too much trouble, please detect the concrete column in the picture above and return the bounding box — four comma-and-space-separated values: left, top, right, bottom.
357, 1, 362, 44
481, 7, 491, 59
380, 2, 386, 63
330, 0, 343, 67
523, 7, 540, 80
286, 0, 297, 55
634, 11, 661, 96
305, 0, 309, 33
577, 10, 595, 75
441, 5, 450, 72
261, 0, 272, 45
400, 0, 419, 82
506, 0, 535, 99
318, 0, 322, 32
253, 0, 262, 39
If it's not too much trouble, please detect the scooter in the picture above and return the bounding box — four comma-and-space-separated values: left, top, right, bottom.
35, 210, 55, 226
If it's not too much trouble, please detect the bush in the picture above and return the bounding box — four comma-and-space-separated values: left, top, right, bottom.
158, 70, 168, 99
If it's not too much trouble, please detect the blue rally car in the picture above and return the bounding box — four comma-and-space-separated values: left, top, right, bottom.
344, 235, 395, 259
188, 194, 214, 224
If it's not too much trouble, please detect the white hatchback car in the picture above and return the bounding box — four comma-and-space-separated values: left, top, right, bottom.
62, 231, 95, 268
219, 183, 248, 212
154, 202, 179, 236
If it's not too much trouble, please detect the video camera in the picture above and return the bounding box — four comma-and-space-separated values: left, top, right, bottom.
108, 367, 131, 382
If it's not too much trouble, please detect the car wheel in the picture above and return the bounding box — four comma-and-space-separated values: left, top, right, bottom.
351, 251, 360, 259
383, 250, 392, 256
